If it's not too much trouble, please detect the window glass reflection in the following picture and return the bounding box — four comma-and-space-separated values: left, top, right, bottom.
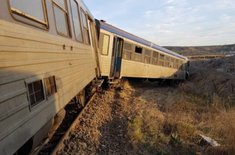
10, 0, 45, 21
71, 0, 83, 42
53, 0, 65, 8
54, 6, 69, 36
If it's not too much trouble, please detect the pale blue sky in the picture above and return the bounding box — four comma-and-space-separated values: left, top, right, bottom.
85, 0, 235, 46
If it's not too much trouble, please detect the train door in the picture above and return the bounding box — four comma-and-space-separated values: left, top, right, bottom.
110, 36, 124, 79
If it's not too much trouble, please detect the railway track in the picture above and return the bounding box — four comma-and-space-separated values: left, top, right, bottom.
35, 93, 97, 155
33, 79, 104, 155
35, 80, 104, 155
54, 93, 98, 155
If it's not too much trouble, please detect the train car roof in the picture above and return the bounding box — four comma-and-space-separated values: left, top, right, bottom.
99, 21, 187, 60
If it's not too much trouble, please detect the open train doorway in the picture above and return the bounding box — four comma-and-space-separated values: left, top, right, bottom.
110, 36, 124, 79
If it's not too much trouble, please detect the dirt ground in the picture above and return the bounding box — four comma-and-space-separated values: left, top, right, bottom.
58, 56, 235, 155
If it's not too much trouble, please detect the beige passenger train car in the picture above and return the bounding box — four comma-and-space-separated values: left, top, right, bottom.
98, 21, 188, 80
0, 0, 100, 154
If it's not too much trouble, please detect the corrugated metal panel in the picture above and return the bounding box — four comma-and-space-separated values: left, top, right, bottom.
100, 21, 187, 60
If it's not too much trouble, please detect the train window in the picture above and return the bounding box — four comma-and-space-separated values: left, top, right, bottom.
135, 46, 142, 54
159, 61, 164, 66
123, 42, 133, 51
53, 0, 70, 37
175, 59, 179, 68
165, 56, 170, 61
173, 59, 178, 68
152, 52, 158, 65
144, 50, 152, 56
153, 52, 159, 58
44, 76, 57, 97
53, 0, 65, 7
71, 0, 83, 42
27, 80, 45, 107
159, 54, 165, 60
134, 54, 142, 62
81, 9, 90, 45
144, 49, 152, 64
9, 0, 48, 28
152, 58, 158, 65
123, 51, 132, 60
144, 57, 151, 64
99, 33, 110, 55
169, 62, 173, 68
165, 62, 170, 67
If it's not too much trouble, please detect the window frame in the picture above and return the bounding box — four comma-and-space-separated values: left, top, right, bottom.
44, 76, 57, 98
8, 0, 49, 29
99, 33, 110, 56
159, 53, 165, 60
52, 0, 71, 37
135, 46, 143, 54
123, 41, 133, 60
26, 80, 46, 109
151, 51, 158, 65
144, 49, 152, 64
123, 42, 133, 51
132, 46, 143, 62
173, 59, 177, 68
164, 56, 171, 67
80, 8, 91, 45
70, 0, 83, 42
158, 53, 165, 66
123, 50, 132, 60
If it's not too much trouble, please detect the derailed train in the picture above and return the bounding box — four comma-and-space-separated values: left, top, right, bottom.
0, 0, 188, 154
97, 21, 188, 80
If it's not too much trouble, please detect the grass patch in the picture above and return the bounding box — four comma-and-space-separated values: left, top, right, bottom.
125, 59, 235, 154
126, 84, 235, 154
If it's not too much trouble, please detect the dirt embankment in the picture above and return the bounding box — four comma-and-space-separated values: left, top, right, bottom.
59, 56, 235, 155
165, 44, 235, 56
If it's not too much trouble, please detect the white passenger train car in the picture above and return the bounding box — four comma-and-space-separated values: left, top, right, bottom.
0, 0, 99, 154
97, 20, 189, 80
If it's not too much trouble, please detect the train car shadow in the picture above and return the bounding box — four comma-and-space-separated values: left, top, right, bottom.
0, 69, 59, 155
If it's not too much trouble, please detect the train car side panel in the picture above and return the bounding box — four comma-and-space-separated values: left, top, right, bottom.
0, 16, 96, 155
120, 60, 146, 78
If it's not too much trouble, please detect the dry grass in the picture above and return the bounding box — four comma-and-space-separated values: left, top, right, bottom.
127, 104, 169, 154
122, 57, 235, 154
207, 110, 235, 153
126, 80, 235, 154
